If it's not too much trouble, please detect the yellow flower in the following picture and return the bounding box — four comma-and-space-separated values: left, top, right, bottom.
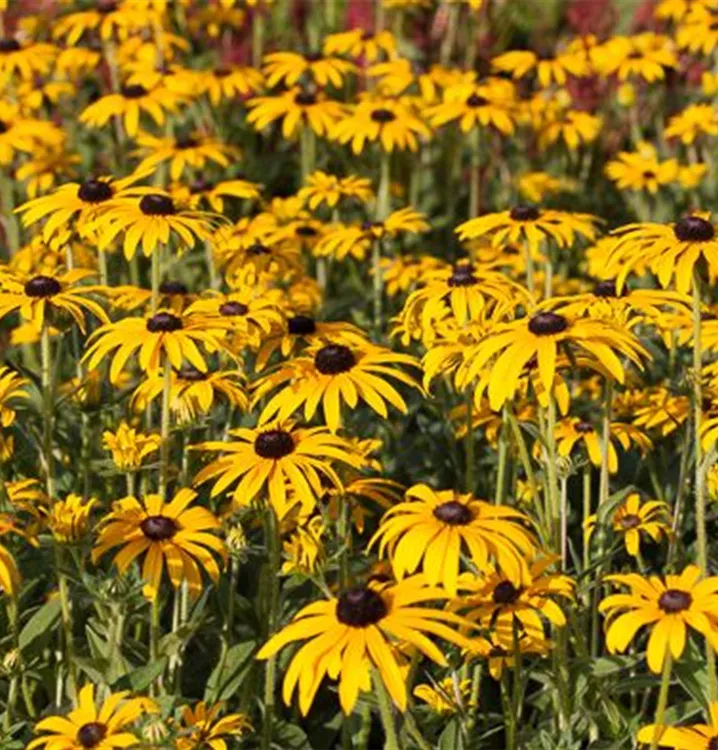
199, 65, 265, 107
44, 494, 96, 544
247, 87, 346, 139
0, 101, 64, 165
0, 35, 56, 80
0, 515, 22, 596
256, 576, 472, 714
605, 142, 680, 193
174, 702, 252, 750
600, 565, 718, 673
262, 51, 356, 88
518, 172, 576, 203
323, 29, 397, 62
281, 515, 324, 576
665, 103, 718, 144
92, 489, 226, 600
332, 97, 431, 154
369, 483, 536, 595
492, 48, 589, 87
426, 78, 516, 134
103, 421, 162, 472
677, 3, 718, 55
0, 366, 28, 427
413, 677, 474, 714
638, 702, 718, 749
170, 178, 262, 213
592, 33, 677, 81
298, 171, 373, 211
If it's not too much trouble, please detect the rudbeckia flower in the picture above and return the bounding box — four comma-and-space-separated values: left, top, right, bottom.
676, 3, 718, 55
16, 171, 151, 242
252, 340, 421, 432
42, 494, 96, 544
591, 33, 677, 81
463, 309, 649, 410
0, 515, 22, 595
15, 145, 82, 200
638, 702, 718, 749
97, 192, 218, 260
413, 677, 474, 714
492, 48, 589, 87
171, 177, 263, 213
192, 421, 361, 516
0, 101, 64, 165
456, 205, 598, 253
132, 130, 239, 182
0, 36, 56, 80
664, 103, 718, 145
332, 97, 431, 154
584, 492, 671, 558
247, 87, 346, 138
103, 421, 162, 472
83, 307, 232, 382
452, 557, 575, 639
426, 78, 516, 134
174, 702, 252, 750
0, 268, 108, 332
80, 83, 181, 137
131, 366, 248, 423
608, 213, 718, 294
199, 65, 265, 106
600, 565, 718, 673
0, 366, 29, 426
369, 484, 536, 595
262, 51, 356, 88
92, 489, 226, 599
28, 684, 157, 750
256, 575, 472, 714
537, 107, 602, 151
298, 171, 373, 211
322, 29, 397, 62
605, 142, 680, 193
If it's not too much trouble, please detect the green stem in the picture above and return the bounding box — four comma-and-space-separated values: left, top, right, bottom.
159, 359, 172, 498
357, 702, 372, 750
252, 5, 265, 68
151, 248, 162, 315
3, 595, 20, 730
582, 465, 592, 574
469, 126, 481, 218
501, 666, 515, 750
692, 271, 717, 700
522, 243, 535, 297
545, 394, 560, 555
338, 492, 350, 591
149, 595, 163, 696
300, 126, 316, 183
41, 323, 55, 499
1, 169, 19, 256
262, 505, 281, 750
511, 622, 524, 739
650, 652, 673, 750
465, 391, 475, 494
494, 409, 509, 504
373, 670, 399, 750
54, 546, 78, 705
373, 153, 391, 335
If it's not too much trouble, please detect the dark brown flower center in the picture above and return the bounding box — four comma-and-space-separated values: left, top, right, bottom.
528, 311, 568, 336
370, 108, 396, 123
466, 93, 488, 107
619, 513, 640, 529
254, 429, 295, 459
336, 587, 388, 627
175, 135, 198, 149
447, 263, 477, 287
295, 91, 317, 106
673, 215, 715, 242
139, 194, 176, 216
642, 170, 656, 179
658, 588, 692, 613
120, 84, 148, 99
288, 315, 317, 335
140, 515, 178, 541
575, 421, 594, 433
176, 365, 208, 381
24, 275, 61, 298
77, 722, 107, 748
593, 279, 622, 298
510, 205, 541, 222
220, 301, 249, 316
159, 280, 188, 295
295, 225, 318, 237
214, 67, 232, 78
0, 38, 21, 53
0, 120, 8, 134
146, 312, 183, 332
433, 500, 473, 525
97, 0, 119, 13
78, 179, 113, 203
708, 736, 718, 750
493, 580, 521, 605
315, 344, 356, 374
248, 242, 271, 255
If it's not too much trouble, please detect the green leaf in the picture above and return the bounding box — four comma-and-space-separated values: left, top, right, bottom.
273, 719, 311, 750
113, 657, 168, 692
19, 599, 61, 653
438, 717, 463, 750
204, 641, 257, 702
590, 655, 637, 677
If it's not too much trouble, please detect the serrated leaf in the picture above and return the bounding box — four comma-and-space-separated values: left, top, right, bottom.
19, 599, 61, 653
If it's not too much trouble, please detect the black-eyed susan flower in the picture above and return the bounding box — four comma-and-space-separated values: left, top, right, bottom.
492, 48, 589, 87
253, 340, 421, 432
637, 702, 718, 749
132, 130, 239, 182
369, 484, 536, 595
192, 421, 361, 517
15, 144, 81, 200
256, 575, 472, 714
413, 677, 474, 714
171, 177, 262, 213
247, 87, 346, 139
97, 192, 218, 260
584, 492, 671, 558
456, 205, 598, 254
262, 51, 356, 88
0, 35, 56, 80
0, 101, 64, 165
200, 65, 265, 107
281, 515, 325, 576
92, 489, 226, 600
518, 172, 577, 203
0, 267, 108, 332
469, 631, 551, 681
27, 683, 157, 750
174, 701, 252, 750
0, 515, 21, 596
298, 171, 373, 211
591, 33, 677, 81
380, 254, 445, 297
16, 172, 150, 242
131, 366, 248, 424
600, 565, 718, 673
103, 421, 162, 473
605, 142, 680, 194
676, 3, 718, 55
42, 494, 96, 544
51, 3, 150, 45
537, 106, 602, 152
664, 103, 718, 145
323, 29, 397, 62
453, 558, 575, 640
0, 367, 28, 426
80, 82, 180, 137
332, 96, 431, 154
426, 78, 516, 134
83, 308, 231, 382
